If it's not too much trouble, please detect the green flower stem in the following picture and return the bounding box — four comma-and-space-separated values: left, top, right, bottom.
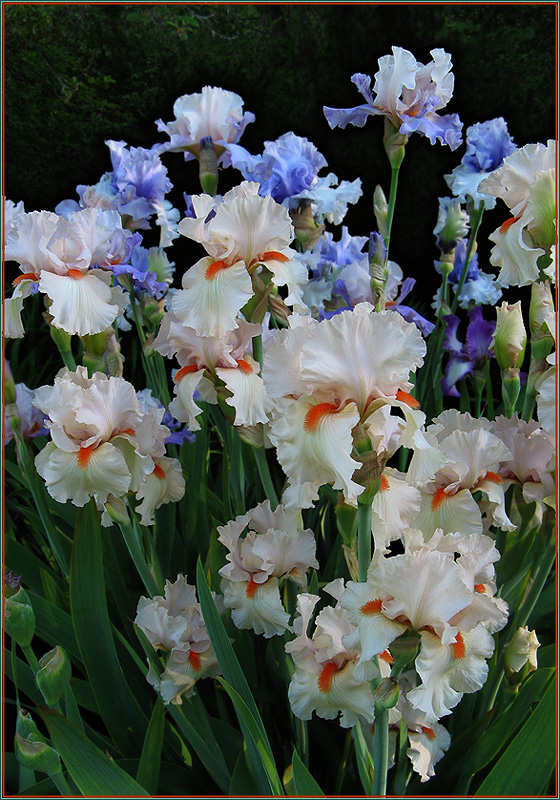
128, 291, 159, 392
50, 328, 76, 371
357, 479, 381, 582
253, 446, 279, 509
357, 501, 373, 582
438, 273, 450, 322
118, 518, 161, 597
334, 730, 352, 794
12, 639, 21, 711
485, 359, 495, 420
521, 376, 537, 422
14, 434, 70, 577
50, 770, 74, 796
372, 705, 389, 796
252, 334, 263, 370
391, 717, 410, 795
383, 166, 401, 260
450, 202, 485, 315
481, 525, 555, 715
21, 644, 40, 673
56, 347, 76, 371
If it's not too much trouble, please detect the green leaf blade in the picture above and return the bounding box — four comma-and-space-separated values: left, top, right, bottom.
70, 501, 147, 756
38, 708, 149, 796
475, 680, 556, 795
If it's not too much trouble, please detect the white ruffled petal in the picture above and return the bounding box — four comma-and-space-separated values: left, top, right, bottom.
136, 457, 186, 526
488, 213, 544, 288
407, 627, 495, 723
39, 269, 127, 335
288, 658, 374, 728
35, 441, 131, 507
172, 256, 253, 338
407, 722, 451, 782
270, 396, 362, 504
4, 279, 35, 339
216, 356, 272, 427
170, 367, 216, 431
221, 576, 290, 638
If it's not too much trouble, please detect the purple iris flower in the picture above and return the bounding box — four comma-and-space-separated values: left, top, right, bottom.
387, 277, 435, 337
4, 383, 49, 444
107, 140, 172, 205
445, 118, 517, 209
436, 238, 480, 285
321, 227, 369, 266
162, 409, 195, 446
112, 244, 168, 299
441, 308, 495, 396
461, 118, 517, 173
228, 132, 327, 204
324, 48, 463, 150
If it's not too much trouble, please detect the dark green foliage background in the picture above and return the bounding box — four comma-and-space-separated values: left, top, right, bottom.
3, 3, 557, 304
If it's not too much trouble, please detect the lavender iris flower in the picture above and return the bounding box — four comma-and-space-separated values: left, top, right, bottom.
442, 308, 495, 396
228, 132, 327, 203
228, 133, 361, 224
445, 118, 517, 209
435, 238, 503, 310
324, 47, 463, 150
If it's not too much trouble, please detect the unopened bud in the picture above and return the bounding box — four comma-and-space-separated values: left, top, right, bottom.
388, 630, 420, 675
198, 137, 219, 196
437, 253, 455, 278
4, 360, 17, 406
15, 710, 61, 776
501, 367, 521, 416
491, 301, 527, 370
4, 571, 22, 599
529, 281, 555, 336
504, 626, 540, 674
141, 296, 165, 334
434, 198, 469, 254
36, 646, 72, 705
373, 677, 399, 709
373, 186, 389, 238
383, 118, 408, 169
104, 494, 130, 525
290, 200, 324, 252
5, 586, 35, 647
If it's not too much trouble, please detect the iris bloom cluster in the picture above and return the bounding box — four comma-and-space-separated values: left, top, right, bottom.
4, 59, 555, 795
33, 367, 185, 525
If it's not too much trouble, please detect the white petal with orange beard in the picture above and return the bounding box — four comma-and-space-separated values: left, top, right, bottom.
407, 626, 495, 723
172, 256, 253, 338
136, 456, 186, 526
488, 212, 543, 287
39, 269, 127, 335
288, 657, 374, 728
372, 468, 422, 552
269, 396, 362, 507
169, 368, 216, 431
415, 487, 483, 538
35, 441, 131, 506
216, 355, 272, 426
221, 576, 290, 638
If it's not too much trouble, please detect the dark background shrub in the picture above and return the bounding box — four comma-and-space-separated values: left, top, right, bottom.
4, 4, 556, 307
